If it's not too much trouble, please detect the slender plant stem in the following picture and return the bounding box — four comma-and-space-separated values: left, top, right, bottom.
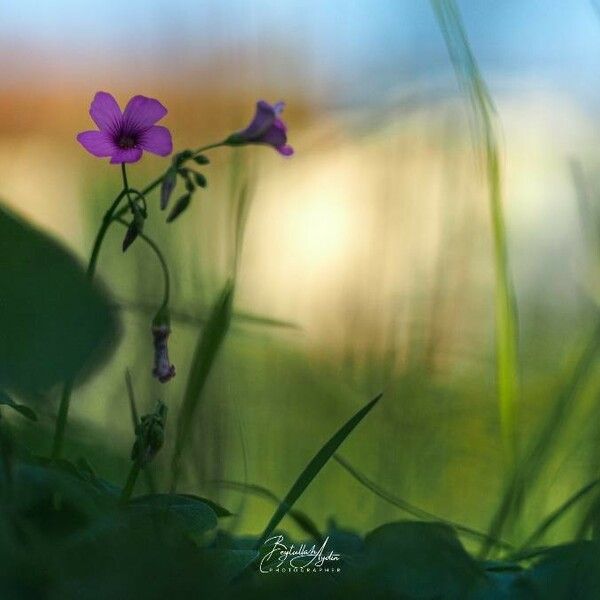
115, 218, 170, 309
120, 460, 142, 505
86, 190, 128, 279
192, 141, 226, 155
121, 163, 136, 215
51, 189, 127, 460
51, 141, 223, 460
431, 0, 519, 464
140, 141, 226, 198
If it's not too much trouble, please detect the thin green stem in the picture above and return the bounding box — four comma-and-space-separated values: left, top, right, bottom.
192, 141, 226, 155
121, 163, 139, 217
431, 0, 519, 465
120, 460, 142, 505
51, 141, 222, 460
140, 141, 226, 197
51, 188, 128, 460
86, 190, 128, 279
115, 218, 170, 309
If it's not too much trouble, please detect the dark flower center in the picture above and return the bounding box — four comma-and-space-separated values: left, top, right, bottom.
117, 134, 137, 149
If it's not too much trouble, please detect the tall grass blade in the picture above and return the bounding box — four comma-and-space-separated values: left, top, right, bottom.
169, 280, 235, 491
212, 480, 322, 542
254, 393, 382, 549
481, 319, 600, 557
118, 300, 299, 330
432, 0, 520, 463
333, 454, 512, 551
516, 477, 600, 553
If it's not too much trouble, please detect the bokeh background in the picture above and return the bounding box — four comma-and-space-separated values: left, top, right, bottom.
1, 0, 600, 547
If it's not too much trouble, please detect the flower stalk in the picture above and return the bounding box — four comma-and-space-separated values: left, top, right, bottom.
52, 91, 293, 460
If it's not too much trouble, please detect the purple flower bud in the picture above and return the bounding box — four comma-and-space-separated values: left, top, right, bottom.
151, 323, 175, 383
226, 100, 293, 156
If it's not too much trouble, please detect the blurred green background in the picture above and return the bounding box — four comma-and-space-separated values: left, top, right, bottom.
0, 0, 599, 550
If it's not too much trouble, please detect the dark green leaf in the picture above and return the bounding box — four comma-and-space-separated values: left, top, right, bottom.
127, 493, 219, 539
193, 155, 210, 165
121, 220, 139, 252
0, 204, 119, 396
361, 521, 485, 599
520, 541, 600, 599
166, 193, 192, 223
160, 168, 177, 210
194, 172, 207, 188
176, 493, 233, 518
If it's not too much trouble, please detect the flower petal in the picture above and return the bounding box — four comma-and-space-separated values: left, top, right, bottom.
89, 92, 122, 133
260, 121, 288, 148
277, 145, 294, 157
123, 95, 168, 130
273, 101, 285, 116
240, 100, 276, 140
109, 147, 143, 164
76, 130, 116, 157
139, 125, 173, 156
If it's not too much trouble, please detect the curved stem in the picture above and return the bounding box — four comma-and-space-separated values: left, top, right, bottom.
115, 218, 170, 309
140, 141, 226, 198
52, 142, 222, 459
86, 190, 128, 279
51, 188, 127, 460
192, 141, 226, 155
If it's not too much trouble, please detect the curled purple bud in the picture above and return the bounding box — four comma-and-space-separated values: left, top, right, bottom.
152, 324, 176, 383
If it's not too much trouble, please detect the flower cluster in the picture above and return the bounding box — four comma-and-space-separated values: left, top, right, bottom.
77, 92, 294, 385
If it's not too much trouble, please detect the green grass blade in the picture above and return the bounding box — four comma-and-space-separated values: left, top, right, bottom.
334, 454, 512, 551
169, 280, 235, 491
254, 393, 382, 549
212, 479, 323, 542
481, 319, 600, 557
432, 0, 519, 463
517, 477, 600, 553
117, 300, 300, 331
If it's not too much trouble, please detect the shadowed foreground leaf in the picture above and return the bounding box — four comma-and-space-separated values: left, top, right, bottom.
255, 393, 382, 549
127, 494, 219, 540
0, 204, 119, 397
360, 522, 486, 599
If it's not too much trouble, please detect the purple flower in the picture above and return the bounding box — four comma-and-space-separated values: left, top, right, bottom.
77, 91, 173, 164
226, 100, 293, 156
151, 323, 176, 383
